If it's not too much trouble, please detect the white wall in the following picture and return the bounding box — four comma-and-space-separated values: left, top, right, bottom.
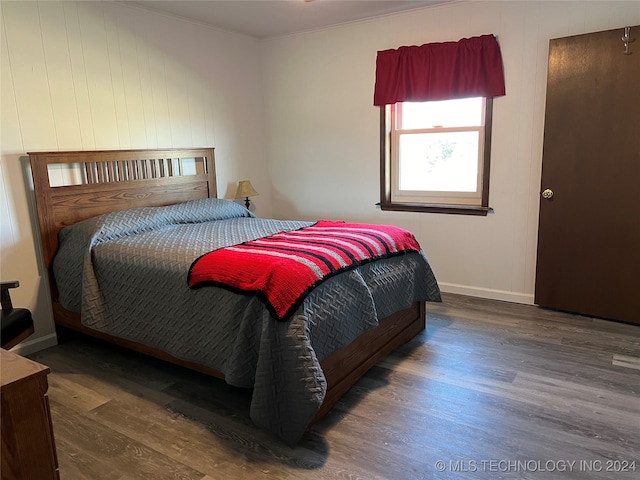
262, 0, 640, 304
0, 1, 270, 354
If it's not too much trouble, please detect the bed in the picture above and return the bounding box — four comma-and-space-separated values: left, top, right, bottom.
28, 147, 441, 445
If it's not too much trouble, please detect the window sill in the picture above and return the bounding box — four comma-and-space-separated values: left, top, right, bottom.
378, 202, 493, 216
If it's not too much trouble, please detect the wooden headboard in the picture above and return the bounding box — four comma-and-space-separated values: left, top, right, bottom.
29, 148, 216, 299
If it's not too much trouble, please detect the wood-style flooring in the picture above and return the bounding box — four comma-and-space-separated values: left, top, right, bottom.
28, 293, 640, 479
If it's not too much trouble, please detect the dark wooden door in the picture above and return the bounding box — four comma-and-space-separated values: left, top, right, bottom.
535, 26, 640, 324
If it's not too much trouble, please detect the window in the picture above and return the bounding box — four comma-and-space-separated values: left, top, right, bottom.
373, 34, 504, 215
380, 97, 494, 215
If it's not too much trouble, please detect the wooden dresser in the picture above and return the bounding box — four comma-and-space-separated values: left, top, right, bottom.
1, 349, 59, 479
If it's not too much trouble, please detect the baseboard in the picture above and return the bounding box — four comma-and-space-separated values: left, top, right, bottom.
438, 282, 535, 305
9, 333, 58, 357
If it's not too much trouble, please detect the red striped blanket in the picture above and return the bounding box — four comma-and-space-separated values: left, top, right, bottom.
187, 220, 422, 321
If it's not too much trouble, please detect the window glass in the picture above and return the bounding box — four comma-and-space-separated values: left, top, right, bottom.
397, 131, 479, 192
399, 98, 483, 129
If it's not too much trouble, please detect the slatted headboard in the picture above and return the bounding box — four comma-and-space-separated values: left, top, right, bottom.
29, 148, 216, 299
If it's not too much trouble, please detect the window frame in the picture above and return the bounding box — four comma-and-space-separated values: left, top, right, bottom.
379, 97, 494, 216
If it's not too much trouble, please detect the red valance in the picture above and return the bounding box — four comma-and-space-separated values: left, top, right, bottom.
373, 34, 506, 106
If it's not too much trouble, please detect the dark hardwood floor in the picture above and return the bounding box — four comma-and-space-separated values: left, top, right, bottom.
28, 293, 640, 479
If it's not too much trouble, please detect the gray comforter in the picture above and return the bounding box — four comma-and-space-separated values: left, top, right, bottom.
53, 198, 441, 445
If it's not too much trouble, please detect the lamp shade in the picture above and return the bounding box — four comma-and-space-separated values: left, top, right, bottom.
235, 180, 259, 198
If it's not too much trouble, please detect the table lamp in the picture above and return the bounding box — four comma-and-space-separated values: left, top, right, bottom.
235, 180, 259, 209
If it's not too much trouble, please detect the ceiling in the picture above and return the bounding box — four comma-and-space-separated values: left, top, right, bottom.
123, 0, 451, 39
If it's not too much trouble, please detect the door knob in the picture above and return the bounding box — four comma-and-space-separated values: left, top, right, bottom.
542, 188, 554, 199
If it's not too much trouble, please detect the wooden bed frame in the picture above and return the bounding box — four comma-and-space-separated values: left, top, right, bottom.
28, 147, 426, 428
